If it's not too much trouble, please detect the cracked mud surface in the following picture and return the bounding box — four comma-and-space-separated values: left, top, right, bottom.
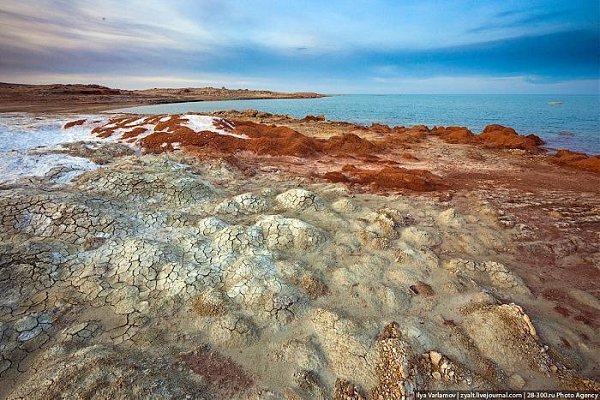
0, 113, 599, 398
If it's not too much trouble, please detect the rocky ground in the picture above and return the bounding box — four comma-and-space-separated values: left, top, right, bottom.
0, 83, 326, 113
0, 111, 598, 399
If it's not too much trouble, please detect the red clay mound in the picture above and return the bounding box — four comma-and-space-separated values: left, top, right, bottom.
431, 126, 478, 144
370, 123, 393, 134
92, 116, 385, 158
479, 124, 544, 151
302, 114, 326, 122
430, 124, 544, 152
552, 150, 600, 174
134, 119, 383, 158
121, 126, 148, 139
228, 120, 381, 157
323, 164, 446, 192
322, 171, 349, 183
231, 120, 303, 139
91, 116, 147, 137
368, 124, 430, 145
141, 130, 247, 154
381, 126, 429, 146
322, 133, 381, 156
63, 119, 86, 129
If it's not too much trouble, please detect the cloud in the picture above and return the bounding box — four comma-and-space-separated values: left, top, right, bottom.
467, 10, 568, 34
0, 0, 220, 53
190, 29, 600, 82
0, 0, 598, 93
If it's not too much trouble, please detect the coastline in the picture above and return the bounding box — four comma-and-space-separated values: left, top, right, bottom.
113, 94, 600, 156
0, 109, 599, 396
0, 82, 329, 114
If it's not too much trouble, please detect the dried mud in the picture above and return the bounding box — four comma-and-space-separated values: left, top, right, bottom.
0, 111, 599, 398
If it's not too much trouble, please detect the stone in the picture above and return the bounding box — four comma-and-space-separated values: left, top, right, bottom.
429, 351, 443, 367
509, 374, 526, 389
15, 315, 38, 332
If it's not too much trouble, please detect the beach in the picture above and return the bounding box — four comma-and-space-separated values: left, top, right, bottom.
0, 107, 599, 398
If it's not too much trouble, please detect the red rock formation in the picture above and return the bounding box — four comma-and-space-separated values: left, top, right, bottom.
91, 116, 142, 137
552, 150, 600, 174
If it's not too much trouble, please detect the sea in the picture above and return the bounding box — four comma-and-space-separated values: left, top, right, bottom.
118, 94, 600, 154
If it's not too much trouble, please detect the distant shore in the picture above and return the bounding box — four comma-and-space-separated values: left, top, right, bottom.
0, 82, 328, 113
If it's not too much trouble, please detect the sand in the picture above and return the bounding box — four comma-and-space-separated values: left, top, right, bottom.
0, 111, 598, 398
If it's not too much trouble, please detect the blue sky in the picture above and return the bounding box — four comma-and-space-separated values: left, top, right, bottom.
0, 0, 598, 93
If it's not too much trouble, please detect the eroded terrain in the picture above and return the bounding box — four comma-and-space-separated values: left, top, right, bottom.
0, 112, 599, 398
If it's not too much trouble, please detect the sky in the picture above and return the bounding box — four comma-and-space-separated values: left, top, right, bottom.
0, 0, 598, 94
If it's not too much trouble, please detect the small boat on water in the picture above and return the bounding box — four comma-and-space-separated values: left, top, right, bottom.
548, 101, 563, 105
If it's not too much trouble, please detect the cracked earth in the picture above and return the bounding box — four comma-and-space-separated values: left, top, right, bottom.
0, 112, 598, 399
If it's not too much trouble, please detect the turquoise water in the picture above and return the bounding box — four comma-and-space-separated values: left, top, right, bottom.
118, 94, 600, 154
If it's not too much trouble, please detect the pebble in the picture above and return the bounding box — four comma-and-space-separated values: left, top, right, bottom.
429, 351, 442, 366
509, 374, 526, 389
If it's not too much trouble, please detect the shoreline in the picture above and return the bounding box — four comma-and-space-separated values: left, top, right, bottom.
110, 95, 599, 157
0, 82, 329, 114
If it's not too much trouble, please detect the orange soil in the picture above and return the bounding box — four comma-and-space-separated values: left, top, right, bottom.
322, 164, 446, 192
138, 119, 383, 158
121, 127, 148, 139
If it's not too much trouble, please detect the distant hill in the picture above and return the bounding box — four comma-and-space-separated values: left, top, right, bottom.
0, 83, 326, 113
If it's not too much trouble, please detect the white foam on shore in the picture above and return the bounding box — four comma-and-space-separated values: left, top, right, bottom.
0, 113, 106, 184
0, 114, 106, 152
0, 113, 242, 185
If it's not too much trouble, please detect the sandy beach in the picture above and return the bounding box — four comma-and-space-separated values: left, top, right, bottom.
0, 108, 598, 398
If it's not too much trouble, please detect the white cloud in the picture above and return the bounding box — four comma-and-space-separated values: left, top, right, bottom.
0, 0, 220, 53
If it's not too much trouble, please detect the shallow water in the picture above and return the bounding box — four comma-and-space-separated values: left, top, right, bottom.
118, 94, 600, 154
